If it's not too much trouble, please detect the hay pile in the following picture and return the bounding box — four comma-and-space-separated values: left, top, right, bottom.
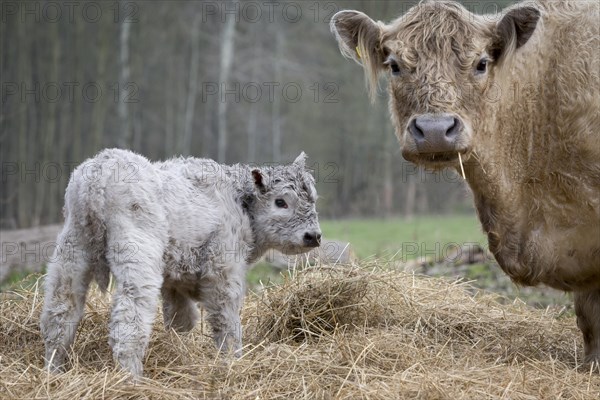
1, 265, 599, 399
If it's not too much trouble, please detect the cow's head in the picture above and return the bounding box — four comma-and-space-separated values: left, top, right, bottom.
331, 0, 540, 168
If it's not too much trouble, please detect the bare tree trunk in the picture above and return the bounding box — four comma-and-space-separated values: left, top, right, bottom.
91, 20, 110, 153
131, 26, 142, 153
417, 183, 430, 214
132, 108, 143, 152
381, 109, 394, 217
35, 22, 61, 225
217, 6, 236, 163
247, 33, 260, 162
201, 97, 214, 157
17, 17, 29, 227
247, 100, 258, 162
164, 55, 181, 156
271, 32, 284, 162
71, 18, 84, 161
164, 70, 174, 156
181, 14, 201, 156
404, 171, 417, 220
0, 16, 15, 228
118, 10, 132, 148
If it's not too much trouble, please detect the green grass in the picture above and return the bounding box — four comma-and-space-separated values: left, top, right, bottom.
246, 262, 287, 289
2, 215, 570, 308
1, 270, 44, 292
320, 214, 486, 260
246, 214, 487, 291
2, 214, 487, 291
317, 215, 570, 309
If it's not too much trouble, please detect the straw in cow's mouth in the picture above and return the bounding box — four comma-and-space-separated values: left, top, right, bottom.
458, 152, 466, 179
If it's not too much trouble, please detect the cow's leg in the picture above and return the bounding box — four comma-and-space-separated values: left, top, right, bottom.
200, 264, 245, 356
574, 289, 600, 365
106, 227, 165, 377
162, 286, 200, 332
40, 228, 92, 372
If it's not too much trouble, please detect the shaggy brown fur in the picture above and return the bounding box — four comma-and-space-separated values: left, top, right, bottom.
332, 0, 600, 364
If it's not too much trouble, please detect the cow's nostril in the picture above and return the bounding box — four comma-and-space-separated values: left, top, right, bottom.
445, 117, 461, 139
303, 232, 321, 247
409, 118, 425, 140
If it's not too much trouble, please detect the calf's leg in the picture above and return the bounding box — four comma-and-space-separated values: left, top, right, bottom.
575, 289, 600, 365
40, 229, 92, 372
200, 266, 245, 356
162, 286, 200, 332
106, 227, 165, 377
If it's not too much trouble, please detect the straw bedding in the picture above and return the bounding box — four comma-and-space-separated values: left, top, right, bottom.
1, 264, 598, 399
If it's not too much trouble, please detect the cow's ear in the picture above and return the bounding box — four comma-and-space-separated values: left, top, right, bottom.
252, 169, 268, 193
491, 6, 540, 62
331, 10, 387, 100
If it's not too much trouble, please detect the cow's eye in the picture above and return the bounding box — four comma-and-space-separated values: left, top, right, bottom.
475, 58, 489, 74
388, 60, 401, 76
275, 199, 288, 208
384, 56, 401, 76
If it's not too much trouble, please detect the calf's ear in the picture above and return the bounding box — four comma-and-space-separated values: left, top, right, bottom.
252, 169, 268, 193
491, 6, 540, 62
330, 10, 387, 100
293, 152, 307, 169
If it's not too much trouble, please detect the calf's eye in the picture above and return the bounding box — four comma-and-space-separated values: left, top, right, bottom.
275, 199, 288, 208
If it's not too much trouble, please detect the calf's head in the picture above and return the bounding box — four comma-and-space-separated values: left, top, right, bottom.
250, 152, 321, 255
331, 0, 540, 168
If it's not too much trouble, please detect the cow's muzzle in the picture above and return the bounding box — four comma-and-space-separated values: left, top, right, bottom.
407, 113, 464, 154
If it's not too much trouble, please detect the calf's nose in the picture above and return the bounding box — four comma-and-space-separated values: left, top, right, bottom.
303, 231, 322, 248
408, 113, 462, 153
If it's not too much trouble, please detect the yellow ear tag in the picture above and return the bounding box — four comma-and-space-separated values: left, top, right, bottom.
356, 46, 362, 59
